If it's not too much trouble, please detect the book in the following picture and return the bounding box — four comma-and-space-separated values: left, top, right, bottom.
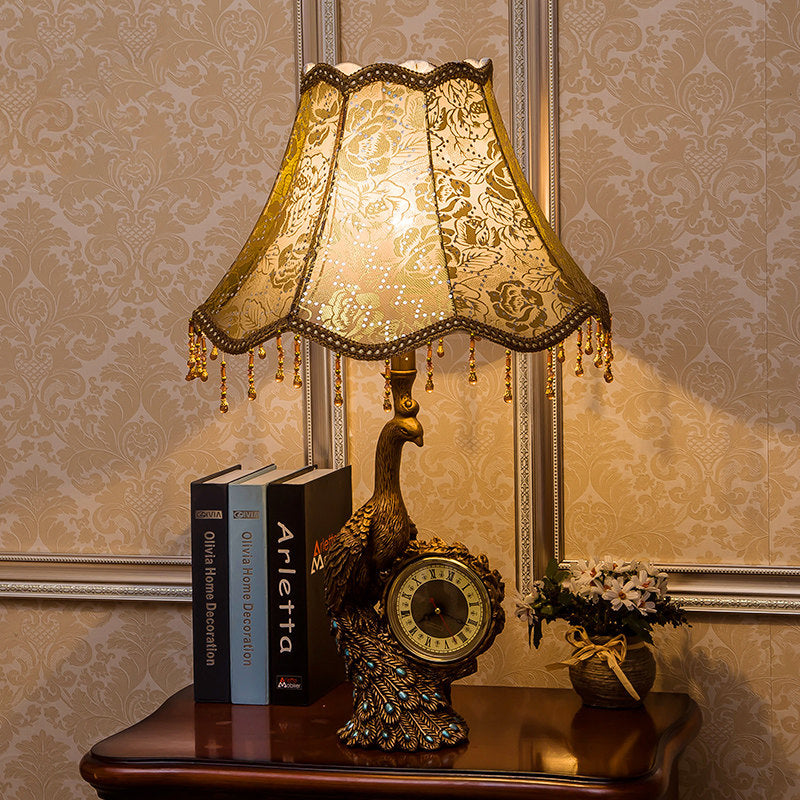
190, 464, 247, 703
266, 466, 352, 705
227, 465, 311, 705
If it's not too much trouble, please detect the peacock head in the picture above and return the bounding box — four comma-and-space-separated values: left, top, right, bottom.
393, 414, 424, 448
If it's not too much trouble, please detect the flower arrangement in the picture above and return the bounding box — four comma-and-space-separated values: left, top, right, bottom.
516, 557, 688, 648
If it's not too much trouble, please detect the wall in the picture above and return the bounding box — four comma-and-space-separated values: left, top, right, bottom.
0, 1, 798, 799
0, 1, 304, 796
558, 0, 800, 796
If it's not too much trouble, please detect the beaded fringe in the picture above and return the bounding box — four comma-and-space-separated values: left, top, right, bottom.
185, 318, 613, 412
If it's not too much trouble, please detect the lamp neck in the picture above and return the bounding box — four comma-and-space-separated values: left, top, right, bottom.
372, 350, 422, 495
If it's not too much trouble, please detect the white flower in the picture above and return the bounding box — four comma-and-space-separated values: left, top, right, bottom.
636, 569, 657, 592
514, 586, 541, 624
572, 559, 602, 590
598, 557, 634, 578
590, 577, 607, 598
636, 596, 657, 615
601, 577, 641, 611
515, 601, 534, 624
561, 577, 578, 594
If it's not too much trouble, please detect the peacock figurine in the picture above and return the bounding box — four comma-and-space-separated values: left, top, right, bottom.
324, 354, 475, 751
323, 368, 423, 617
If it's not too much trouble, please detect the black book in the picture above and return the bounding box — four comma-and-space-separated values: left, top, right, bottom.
266, 466, 351, 705
190, 464, 247, 703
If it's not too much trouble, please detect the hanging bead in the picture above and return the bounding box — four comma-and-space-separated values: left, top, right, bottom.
258, 344, 266, 359
557, 340, 565, 363
186, 320, 197, 381
585, 318, 594, 355
594, 320, 603, 368
219, 356, 229, 413
292, 335, 302, 388
436, 338, 445, 358
247, 349, 257, 400
210, 345, 218, 361
334, 353, 343, 407
468, 334, 478, 384
383, 360, 392, 411
603, 326, 614, 383
425, 342, 434, 392
545, 347, 555, 399
575, 327, 585, 377
198, 336, 209, 381
503, 349, 513, 403
275, 334, 285, 382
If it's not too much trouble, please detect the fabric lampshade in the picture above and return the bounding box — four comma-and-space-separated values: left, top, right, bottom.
190, 59, 610, 363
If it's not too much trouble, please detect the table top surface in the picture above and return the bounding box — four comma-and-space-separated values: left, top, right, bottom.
85, 683, 700, 783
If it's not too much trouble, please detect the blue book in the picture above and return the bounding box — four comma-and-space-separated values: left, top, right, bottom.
228, 465, 311, 704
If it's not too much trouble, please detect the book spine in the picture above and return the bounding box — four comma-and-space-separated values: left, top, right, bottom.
228, 483, 269, 704
191, 481, 232, 703
267, 483, 309, 705
303, 469, 350, 703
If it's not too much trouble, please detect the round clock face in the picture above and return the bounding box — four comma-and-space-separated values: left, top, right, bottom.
385, 556, 493, 664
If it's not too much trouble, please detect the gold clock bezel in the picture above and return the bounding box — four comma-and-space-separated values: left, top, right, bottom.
384, 555, 493, 664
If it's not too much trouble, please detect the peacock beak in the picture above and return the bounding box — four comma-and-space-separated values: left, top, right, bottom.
412, 432, 424, 447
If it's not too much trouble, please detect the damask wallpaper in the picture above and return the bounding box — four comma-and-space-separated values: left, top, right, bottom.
560, 0, 776, 566
0, 0, 798, 798
557, 0, 800, 796
0, 0, 304, 796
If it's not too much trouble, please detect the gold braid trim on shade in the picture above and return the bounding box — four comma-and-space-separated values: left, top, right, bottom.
190, 59, 611, 366
190, 303, 608, 360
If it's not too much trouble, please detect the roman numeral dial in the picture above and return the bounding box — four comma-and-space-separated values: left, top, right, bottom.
385, 555, 493, 664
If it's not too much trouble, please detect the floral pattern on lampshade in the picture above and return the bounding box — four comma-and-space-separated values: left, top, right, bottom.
192, 61, 609, 359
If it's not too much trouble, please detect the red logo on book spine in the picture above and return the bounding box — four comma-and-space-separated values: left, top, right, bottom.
310, 540, 324, 574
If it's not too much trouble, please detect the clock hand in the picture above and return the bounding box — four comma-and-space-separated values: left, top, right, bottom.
429, 597, 456, 638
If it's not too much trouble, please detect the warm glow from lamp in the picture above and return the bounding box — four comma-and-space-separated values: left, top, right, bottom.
188, 58, 611, 394
183, 58, 616, 755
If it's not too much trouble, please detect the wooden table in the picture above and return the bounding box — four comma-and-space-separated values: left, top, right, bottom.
80, 683, 700, 800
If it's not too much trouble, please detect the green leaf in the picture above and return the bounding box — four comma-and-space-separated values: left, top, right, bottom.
544, 557, 560, 581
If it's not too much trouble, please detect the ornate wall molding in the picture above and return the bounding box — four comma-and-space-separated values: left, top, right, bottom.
516, 0, 800, 615
301, 0, 347, 471
512, 0, 561, 592
0, 554, 191, 602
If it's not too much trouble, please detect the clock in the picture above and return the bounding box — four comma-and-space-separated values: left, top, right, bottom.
330, 535, 504, 751
382, 539, 504, 667
385, 555, 493, 663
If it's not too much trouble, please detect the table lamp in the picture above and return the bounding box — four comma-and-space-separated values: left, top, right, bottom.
186, 58, 611, 751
